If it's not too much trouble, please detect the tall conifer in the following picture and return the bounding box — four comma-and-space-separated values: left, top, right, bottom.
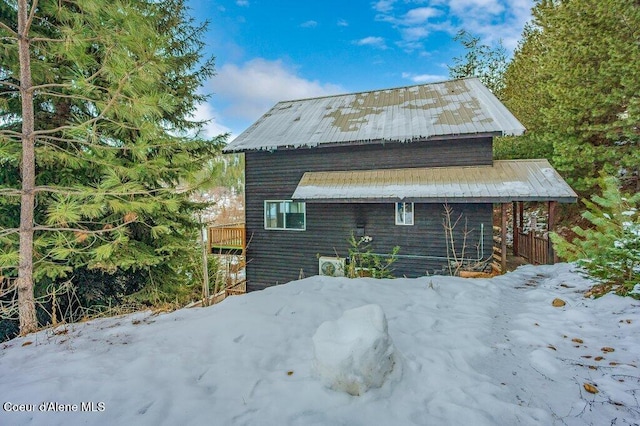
0, 0, 224, 334
502, 0, 640, 194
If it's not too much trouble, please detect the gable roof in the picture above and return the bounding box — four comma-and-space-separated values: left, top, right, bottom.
223, 77, 525, 153
291, 159, 577, 203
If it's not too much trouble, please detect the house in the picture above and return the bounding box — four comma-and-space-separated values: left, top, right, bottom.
222, 77, 577, 292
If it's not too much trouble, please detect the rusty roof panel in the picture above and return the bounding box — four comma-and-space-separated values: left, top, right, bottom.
224, 78, 525, 153
291, 160, 577, 203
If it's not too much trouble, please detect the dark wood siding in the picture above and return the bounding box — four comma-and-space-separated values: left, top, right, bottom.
244, 138, 494, 291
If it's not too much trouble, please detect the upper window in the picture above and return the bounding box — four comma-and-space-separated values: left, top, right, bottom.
264, 201, 306, 230
395, 202, 414, 225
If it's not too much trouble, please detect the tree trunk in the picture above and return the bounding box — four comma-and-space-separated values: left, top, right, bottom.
17, 0, 38, 335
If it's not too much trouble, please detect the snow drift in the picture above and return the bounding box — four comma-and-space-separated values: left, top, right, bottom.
0, 263, 638, 426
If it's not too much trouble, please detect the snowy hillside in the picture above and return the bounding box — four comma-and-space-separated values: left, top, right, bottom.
1, 264, 638, 426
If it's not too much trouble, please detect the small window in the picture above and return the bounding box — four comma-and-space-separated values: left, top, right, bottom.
264, 201, 306, 230
395, 202, 414, 225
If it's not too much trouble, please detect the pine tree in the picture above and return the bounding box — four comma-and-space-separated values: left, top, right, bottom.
499, 22, 554, 162
502, 22, 552, 132
0, 0, 225, 334
447, 30, 537, 161
502, 0, 640, 195
552, 176, 640, 297
448, 30, 508, 98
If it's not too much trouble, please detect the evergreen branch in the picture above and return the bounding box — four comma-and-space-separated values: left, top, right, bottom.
33, 185, 169, 196
102, 116, 151, 132
28, 37, 65, 42
33, 63, 142, 137
37, 135, 177, 151
0, 228, 19, 238
36, 140, 102, 163
95, 62, 153, 119
21, 71, 105, 92
29, 83, 77, 91
83, 65, 108, 85
34, 220, 135, 235
33, 90, 104, 103
0, 129, 23, 137
0, 81, 21, 90
36, 141, 151, 171
32, 120, 97, 137
29, 36, 100, 43
0, 21, 17, 37
25, 0, 39, 33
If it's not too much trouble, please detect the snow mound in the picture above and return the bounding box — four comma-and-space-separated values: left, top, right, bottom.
312, 304, 397, 396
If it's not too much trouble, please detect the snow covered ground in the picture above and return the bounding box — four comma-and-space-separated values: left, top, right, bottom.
1, 263, 638, 425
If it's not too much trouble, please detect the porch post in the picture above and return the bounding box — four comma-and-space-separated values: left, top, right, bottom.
501, 203, 507, 272
519, 202, 524, 228
547, 201, 558, 264
512, 201, 519, 256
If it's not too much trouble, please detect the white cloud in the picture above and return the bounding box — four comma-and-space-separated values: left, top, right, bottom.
373, 0, 397, 13
191, 102, 232, 139
375, 6, 441, 53
236, 0, 249, 6
353, 36, 387, 49
374, 0, 533, 53
376, 6, 441, 26
395, 40, 424, 53
449, 0, 505, 16
337, 19, 349, 27
402, 7, 441, 25
402, 72, 449, 83
401, 26, 429, 41
212, 58, 344, 122
444, 0, 526, 48
300, 20, 318, 28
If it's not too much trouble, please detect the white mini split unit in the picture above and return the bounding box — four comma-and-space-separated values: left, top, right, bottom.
318, 256, 345, 277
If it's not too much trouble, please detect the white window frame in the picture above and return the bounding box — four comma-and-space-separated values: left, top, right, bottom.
395, 202, 414, 225
264, 200, 306, 231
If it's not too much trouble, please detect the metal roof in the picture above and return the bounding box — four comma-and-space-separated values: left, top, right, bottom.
223, 78, 526, 153
291, 159, 577, 203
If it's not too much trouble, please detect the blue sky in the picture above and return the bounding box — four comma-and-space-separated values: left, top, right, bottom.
186, 0, 533, 138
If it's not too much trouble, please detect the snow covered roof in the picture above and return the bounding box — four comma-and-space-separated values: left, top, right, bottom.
223, 77, 525, 153
291, 159, 577, 203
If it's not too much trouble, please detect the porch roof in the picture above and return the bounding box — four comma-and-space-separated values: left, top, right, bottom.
291, 159, 577, 203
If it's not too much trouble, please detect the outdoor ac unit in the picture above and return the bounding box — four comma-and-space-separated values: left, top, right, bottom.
319, 256, 345, 277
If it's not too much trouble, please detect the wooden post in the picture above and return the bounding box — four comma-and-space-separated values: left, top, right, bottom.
200, 219, 210, 306
501, 203, 507, 272
512, 202, 519, 256
519, 202, 525, 258
548, 201, 558, 264
519, 202, 524, 228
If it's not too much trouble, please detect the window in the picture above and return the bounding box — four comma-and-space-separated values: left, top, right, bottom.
395, 202, 414, 225
264, 201, 306, 230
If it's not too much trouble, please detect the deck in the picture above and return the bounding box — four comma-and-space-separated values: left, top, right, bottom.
208, 223, 245, 254
203, 223, 247, 304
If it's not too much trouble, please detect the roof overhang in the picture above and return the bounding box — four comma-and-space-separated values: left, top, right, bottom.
291, 160, 577, 204
222, 132, 501, 154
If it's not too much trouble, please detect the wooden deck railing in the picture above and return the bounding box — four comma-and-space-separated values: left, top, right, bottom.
208, 223, 245, 252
